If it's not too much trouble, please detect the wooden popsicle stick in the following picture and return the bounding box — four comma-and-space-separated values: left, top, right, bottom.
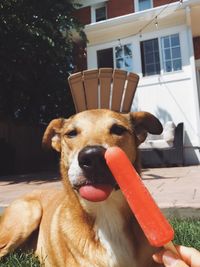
164, 241, 179, 256
163, 242, 189, 267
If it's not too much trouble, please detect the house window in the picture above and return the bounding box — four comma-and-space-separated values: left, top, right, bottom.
91, 3, 107, 23
161, 34, 182, 72
140, 38, 160, 76
115, 44, 133, 72
97, 44, 133, 72
97, 48, 113, 68
135, 0, 153, 11
140, 33, 182, 76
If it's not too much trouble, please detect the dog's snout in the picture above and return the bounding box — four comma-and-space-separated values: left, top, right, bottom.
78, 146, 116, 186
78, 146, 106, 172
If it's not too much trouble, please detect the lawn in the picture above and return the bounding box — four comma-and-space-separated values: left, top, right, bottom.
171, 217, 200, 250
0, 251, 41, 267
0, 217, 199, 266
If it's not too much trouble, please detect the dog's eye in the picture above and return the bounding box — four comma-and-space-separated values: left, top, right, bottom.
110, 124, 127, 136
65, 129, 78, 138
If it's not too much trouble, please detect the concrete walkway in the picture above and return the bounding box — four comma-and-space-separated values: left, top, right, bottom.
142, 165, 200, 217
0, 165, 200, 217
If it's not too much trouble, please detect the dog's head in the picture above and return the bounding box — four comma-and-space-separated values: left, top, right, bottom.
43, 109, 162, 202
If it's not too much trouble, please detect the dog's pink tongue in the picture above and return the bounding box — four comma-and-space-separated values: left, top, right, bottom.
79, 185, 113, 202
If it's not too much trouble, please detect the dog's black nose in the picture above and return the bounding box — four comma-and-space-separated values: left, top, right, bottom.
78, 146, 116, 185
78, 146, 106, 173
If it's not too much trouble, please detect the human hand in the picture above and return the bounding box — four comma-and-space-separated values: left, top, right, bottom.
153, 245, 200, 267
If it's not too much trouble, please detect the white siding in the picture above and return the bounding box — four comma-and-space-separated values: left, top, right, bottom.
87, 24, 200, 164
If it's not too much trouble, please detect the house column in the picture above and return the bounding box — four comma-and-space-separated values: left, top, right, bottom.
185, 5, 200, 159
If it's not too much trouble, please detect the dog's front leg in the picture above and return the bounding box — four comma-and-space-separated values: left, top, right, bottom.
0, 197, 42, 257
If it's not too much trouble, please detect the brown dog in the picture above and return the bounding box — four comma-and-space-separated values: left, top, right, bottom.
0, 109, 163, 267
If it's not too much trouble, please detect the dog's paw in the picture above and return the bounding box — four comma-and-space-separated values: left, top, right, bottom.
0, 198, 42, 257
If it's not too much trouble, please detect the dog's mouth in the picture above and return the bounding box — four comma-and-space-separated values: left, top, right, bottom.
73, 176, 117, 202
72, 146, 118, 202
77, 183, 114, 202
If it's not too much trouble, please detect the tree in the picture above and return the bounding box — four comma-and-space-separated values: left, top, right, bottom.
0, 0, 86, 124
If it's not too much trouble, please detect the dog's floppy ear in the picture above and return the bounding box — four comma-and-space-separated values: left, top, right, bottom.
130, 111, 163, 145
42, 118, 64, 152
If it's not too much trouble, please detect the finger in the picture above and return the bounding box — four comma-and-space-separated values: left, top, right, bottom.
176, 246, 200, 267
162, 250, 189, 267
152, 250, 165, 264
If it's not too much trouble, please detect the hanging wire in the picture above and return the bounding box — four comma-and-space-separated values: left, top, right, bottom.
119, 0, 184, 40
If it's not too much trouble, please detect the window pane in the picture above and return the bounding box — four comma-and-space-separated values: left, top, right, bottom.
97, 48, 113, 68
161, 33, 182, 73
115, 43, 133, 72
163, 37, 170, 48
155, 63, 160, 73
145, 53, 154, 64
141, 38, 160, 76
153, 39, 159, 50
171, 34, 179, 46
164, 49, 171, 60
145, 64, 153, 75
124, 44, 132, 56
124, 57, 132, 71
115, 46, 123, 58
172, 47, 181, 59
155, 51, 160, 63
96, 6, 106, 22
116, 58, 124, 68
144, 40, 153, 52
173, 59, 182, 71
139, 0, 152, 11
165, 60, 172, 72
146, 64, 155, 75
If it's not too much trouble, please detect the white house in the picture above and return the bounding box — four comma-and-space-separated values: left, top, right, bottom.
74, 0, 200, 165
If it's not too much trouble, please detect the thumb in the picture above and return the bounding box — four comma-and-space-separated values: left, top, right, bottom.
163, 251, 189, 267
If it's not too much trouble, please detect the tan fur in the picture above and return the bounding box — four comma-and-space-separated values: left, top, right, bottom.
0, 109, 163, 267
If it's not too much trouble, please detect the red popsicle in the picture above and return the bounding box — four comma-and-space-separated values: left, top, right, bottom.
105, 147, 176, 251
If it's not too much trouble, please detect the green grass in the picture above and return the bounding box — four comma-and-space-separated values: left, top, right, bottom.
170, 217, 200, 251
0, 251, 40, 267
0, 218, 199, 266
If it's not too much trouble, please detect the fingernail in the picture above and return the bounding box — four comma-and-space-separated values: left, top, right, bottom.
163, 251, 178, 266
